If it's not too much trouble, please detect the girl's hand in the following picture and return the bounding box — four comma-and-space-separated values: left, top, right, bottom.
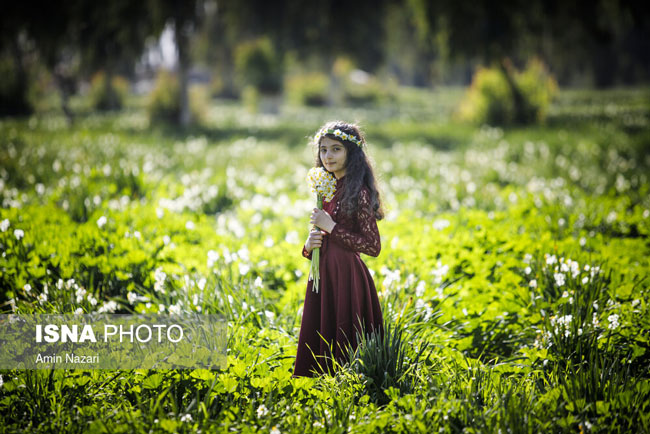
304, 228, 324, 253
310, 208, 336, 233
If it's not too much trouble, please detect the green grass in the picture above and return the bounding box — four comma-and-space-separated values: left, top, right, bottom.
0, 87, 649, 433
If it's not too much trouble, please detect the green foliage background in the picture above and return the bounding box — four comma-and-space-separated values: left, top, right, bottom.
0, 87, 649, 432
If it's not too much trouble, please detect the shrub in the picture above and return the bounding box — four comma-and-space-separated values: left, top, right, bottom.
234, 37, 283, 95
343, 74, 393, 106
457, 66, 515, 125
89, 71, 129, 111
285, 72, 329, 106
146, 70, 207, 125
516, 58, 559, 123
458, 58, 558, 125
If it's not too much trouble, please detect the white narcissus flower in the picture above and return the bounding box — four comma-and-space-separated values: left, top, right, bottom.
307, 167, 337, 203
256, 404, 269, 418
97, 216, 107, 228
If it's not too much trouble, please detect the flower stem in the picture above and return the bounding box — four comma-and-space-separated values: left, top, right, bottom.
309, 195, 323, 293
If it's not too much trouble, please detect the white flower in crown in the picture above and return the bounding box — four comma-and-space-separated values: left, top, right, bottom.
341, 133, 349, 140
333, 129, 342, 137
307, 167, 337, 203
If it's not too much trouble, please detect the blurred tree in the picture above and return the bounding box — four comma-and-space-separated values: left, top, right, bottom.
149, 0, 205, 127
0, 1, 74, 116
217, 0, 389, 103
1, 1, 158, 121
407, 0, 650, 94
74, 1, 154, 111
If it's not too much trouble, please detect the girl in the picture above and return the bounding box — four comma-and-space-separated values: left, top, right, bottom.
293, 121, 384, 378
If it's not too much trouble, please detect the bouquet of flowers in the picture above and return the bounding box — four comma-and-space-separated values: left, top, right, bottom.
306, 167, 337, 293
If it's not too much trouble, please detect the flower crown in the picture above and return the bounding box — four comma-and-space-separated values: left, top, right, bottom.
314, 128, 364, 148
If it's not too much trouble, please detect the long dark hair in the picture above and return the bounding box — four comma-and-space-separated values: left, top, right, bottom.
313, 121, 384, 220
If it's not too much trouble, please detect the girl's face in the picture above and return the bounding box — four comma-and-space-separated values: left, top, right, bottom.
319, 137, 347, 178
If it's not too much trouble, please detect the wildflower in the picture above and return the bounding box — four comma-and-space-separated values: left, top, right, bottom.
607, 314, 620, 330
632, 299, 640, 308
127, 292, 138, 304
185, 221, 195, 230
97, 216, 107, 228
529, 279, 537, 288
87, 295, 98, 306
14, 229, 24, 240
545, 254, 557, 266
239, 263, 250, 275
523, 253, 533, 264
0, 219, 9, 232
415, 280, 426, 297
582, 276, 589, 284
592, 313, 600, 327
256, 404, 269, 418
154, 268, 167, 293
169, 303, 181, 315
23, 284, 32, 293
432, 261, 449, 284
180, 413, 193, 423
74, 307, 83, 315
254, 276, 263, 289
306, 168, 337, 294
163, 235, 171, 245
433, 218, 450, 231
75, 286, 87, 303
38, 292, 47, 305
562, 291, 569, 298
524, 266, 532, 275
270, 427, 281, 434
98, 300, 118, 313
207, 250, 219, 268
313, 421, 324, 429
306, 167, 337, 203
0, 374, 3, 388
554, 273, 566, 287
593, 301, 599, 311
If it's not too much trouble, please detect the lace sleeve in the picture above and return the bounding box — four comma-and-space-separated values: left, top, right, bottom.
330, 189, 381, 257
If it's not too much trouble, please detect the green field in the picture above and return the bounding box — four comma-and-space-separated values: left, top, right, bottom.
1, 87, 649, 433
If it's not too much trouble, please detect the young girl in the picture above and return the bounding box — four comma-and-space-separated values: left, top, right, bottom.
293, 121, 384, 378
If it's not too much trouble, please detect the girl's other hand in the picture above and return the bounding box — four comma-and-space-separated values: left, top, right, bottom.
305, 228, 324, 253
310, 208, 336, 233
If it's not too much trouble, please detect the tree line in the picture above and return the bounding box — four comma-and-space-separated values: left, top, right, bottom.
1, 0, 648, 123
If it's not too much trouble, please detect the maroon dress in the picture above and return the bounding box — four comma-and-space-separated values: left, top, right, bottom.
293, 177, 384, 377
